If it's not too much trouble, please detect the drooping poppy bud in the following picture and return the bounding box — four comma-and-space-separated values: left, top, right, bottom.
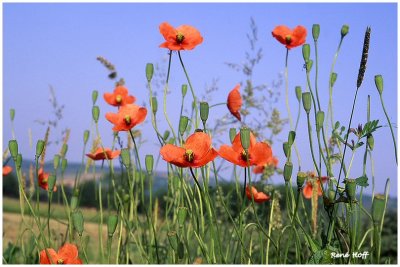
240, 127, 251, 151
229, 128, 236, 144
36, 140, 45, 159
283, 142, 290, 158
316, 111, 325, 132
107, 215, 118, 237
92, 90, 99, 105
181, 84, 188, 98
146, 63, 154, 82
47, 174, 57, 193
330, 72, 338, 88
72, 210, 84, 236
9, 140, 18, 160
145, 154, 154, 174
341, 24, 349, 38
60, 144, 68, 158
151, 97, 158, 114
374, 75, 383, 95
53, 154, 60, 170
295, 86, 302, 103
200, 102, 209, 123
83, 130, 90, 145
371, 194, 385, 225
283, 162, 293, 183
179, 116, 189, 136
367, 134, 375, 150
288, 131, 296, 147
312, 24, 320, 41
302, 44, 310, 62
92, 106, 100, 123
302, 92, 312, 114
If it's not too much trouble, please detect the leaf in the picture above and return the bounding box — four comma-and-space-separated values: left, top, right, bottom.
356, 175, 369, 187
308, 248, 334, 264
354, 141, 364, 149
361, 119, 381, 138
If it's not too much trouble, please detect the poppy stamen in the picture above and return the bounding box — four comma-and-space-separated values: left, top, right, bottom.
184, 149, 194, 162
57, 259, 65, 264
285, 35, 292, 44
176, 32, 185, 44
115, 95, 122, 104
241, 150, 249, 161
124, 115, 131, 125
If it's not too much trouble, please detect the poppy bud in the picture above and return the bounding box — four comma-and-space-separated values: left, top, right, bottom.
345, 178, 357, 202
72, 210, 84, 236
53, 154, 60, 170
367, 134, 374, 150
16, 154, 22, 170
47, 174, 56, 193
9, 140, 18, 160
146, 63, 154, 82
151, 96, 158, 114
302, 44, 310, 62
295, 86, 302, 103
36, 140, 45, 158
374, 75, 383, 95
283, 162, 293, 183
302, 92, 312, 114
312, 24, 320, 41
287, 131, 296, 147
163, 130, 170, 141
92, 106, 100, 123
70, 195, 79, 211
83, 130, 90, 145
316, 111, 325, 132
371, 194, 385, 224
200, 102, 209, 123
229, 128, 236, 144
107, 215, 118, 237
178, 207, 188, 228
328, 189, 336, 202
341, 24, 349, 38
306, 60, 313, 73
92, 90, 98, 105
283, 142, 290, 158
181, 84, 188, 98
179, 116, 189, 136
240, 127, 251, 150
330, 72, 338, 88
60, 144, 68, 158
10, 109, 15, 122
145, 154, 154, 174
296, 171, 307, 188
61, 158, 68, 174
167, 231, 178, 250
121, 148, 131, 168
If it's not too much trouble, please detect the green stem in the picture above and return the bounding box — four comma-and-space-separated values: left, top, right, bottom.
379, 94, 397, 164
163, 51, 178, 143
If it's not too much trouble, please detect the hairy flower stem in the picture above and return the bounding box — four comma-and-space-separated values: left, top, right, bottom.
178, 51, 199, 129
379, 94, 397, 164
163, 51, 178, 143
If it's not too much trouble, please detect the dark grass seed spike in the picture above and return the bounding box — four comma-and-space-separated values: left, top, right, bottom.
356, 27, 371, 89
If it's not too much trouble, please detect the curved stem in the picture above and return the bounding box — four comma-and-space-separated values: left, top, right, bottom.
380, 94, 397, 164
163, 51, 178, 143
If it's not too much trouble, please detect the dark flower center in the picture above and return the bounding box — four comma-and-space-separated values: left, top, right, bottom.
285, 35, 292, 44
57, 259, 65, 264
115, 95, 122, 104
241, 150, 250, 161
176, 32, 185, 44
184, 149, 194, 162
124, 115, 131, 125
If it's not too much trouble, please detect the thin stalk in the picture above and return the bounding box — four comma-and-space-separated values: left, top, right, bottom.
379, 94, 397, 164
163, 51, 178, 143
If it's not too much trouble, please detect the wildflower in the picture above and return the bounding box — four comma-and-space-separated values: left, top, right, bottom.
159, 22, 203, 51
38, 168, 57, 192
39, 243, 82, 264
227, 84, 242, 121
219, 132, 273, 167
86, 147, 121, 161
3, 165, 12, 176
253, 156, 279, 174
246, 186, 270, 203
302, 172, 328, 199
160, 131, 218, 168
272, 25, 307, 49
103, 85, 136, 107
105, 104, 147, 131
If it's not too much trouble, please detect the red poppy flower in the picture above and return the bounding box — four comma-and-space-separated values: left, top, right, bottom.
302, 173, 328, 199
40, 243, 82, 264
272, 25, 307, 49
103, 85, 136, 107
227, 84, 242, 121
159, 22, 203, 51
246, 186, 270, 203
86, 147, 121, 161
253, 156, 279, 174
38, 168, 57, 192
3, 165, 12, 176
160, 131, 218, 168
218, 132, 273, 167
105, 104, 147, 132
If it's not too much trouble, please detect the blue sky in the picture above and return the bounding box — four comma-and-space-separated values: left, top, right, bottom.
2, 3, 397, 196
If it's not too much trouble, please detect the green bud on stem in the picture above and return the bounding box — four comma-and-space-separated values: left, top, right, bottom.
302, 92, 312, 114
283, 162, 293, 183
146, 63, 154, 82
145, 154, 154, 175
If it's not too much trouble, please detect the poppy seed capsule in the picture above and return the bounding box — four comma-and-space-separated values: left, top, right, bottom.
83, 130, 90, 145
107, 215, 118, 237
9, 140, 18, 160
72, 211, 84, 236
151, 97, 158, 114
345, 179, 357, 202
181, 84, 188, 98
341, 24, 349, 38
92, 106, 100, 123
302, 92, 312, 114
296, 171, 307, 188
92, 90, 98, 105
179, 116, 189, 135
295, 86, 302, 103
36, 140, 45, 158
200, 102, 209, 123
146, 63, 154, 82
229, 128, 236, 144
312, 24, 320, 41
371, 194, 385, 224
121, 149, 131, 167
330, 72, 338, 87
47, 174, 56, 193
302, 44, 310, 62
145, 155, 154, 174
374, 75, 383, 95
10, 109, 15, 121
240, 127, 251, 150
283, 162, 293, 183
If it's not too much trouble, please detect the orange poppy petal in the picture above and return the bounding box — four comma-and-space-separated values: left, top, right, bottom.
272, 25, 292, 45
253, 165, 264, 174
40, 248, 58, 264
290, 25, 307, 48
58, 243, 79, 262
254, 192, 270, 203
178, 25, 204, 50
219, 145, 246, 167
184, 132, 212, 159
160, 144, 187, 167
192, 148, 218, 168
302, 182, 313, 199
227, 85, 242, 121
3, 165, 13, 176
249, 142, 272, 166
105, 112, 119, 125
159, 22, 177, 42
132, 107, 148, 126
